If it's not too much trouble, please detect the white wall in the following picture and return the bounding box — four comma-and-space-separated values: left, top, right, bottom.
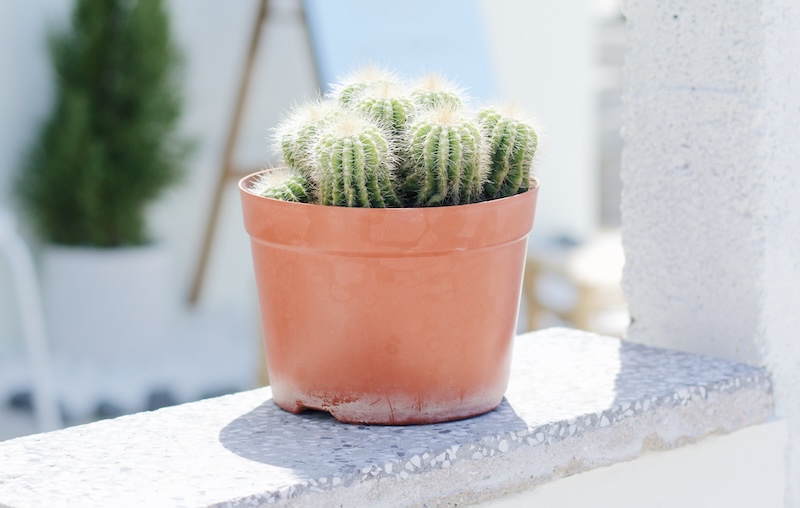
621, 0, 800, 502
0, 0, 597, 351
480, 420, 787, 508
481, 0, 598, 243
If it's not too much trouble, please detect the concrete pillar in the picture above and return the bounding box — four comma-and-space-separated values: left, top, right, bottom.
621, 0, 800, 504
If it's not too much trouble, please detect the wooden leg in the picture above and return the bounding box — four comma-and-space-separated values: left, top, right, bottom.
258, 342, 270, 387
568, 284, 595, 332
188, 0, 270, 305
522, 260, 541, 331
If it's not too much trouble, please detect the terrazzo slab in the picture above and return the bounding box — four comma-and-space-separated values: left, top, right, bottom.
0, 328, 773, 508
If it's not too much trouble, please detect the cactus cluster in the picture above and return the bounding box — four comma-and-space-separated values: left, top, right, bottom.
253, 67, 538, 208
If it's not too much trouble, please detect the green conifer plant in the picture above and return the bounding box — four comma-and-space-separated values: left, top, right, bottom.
17, 0, 190, 247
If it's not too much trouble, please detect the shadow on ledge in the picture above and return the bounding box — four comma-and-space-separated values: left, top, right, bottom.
219, 397, 527, 479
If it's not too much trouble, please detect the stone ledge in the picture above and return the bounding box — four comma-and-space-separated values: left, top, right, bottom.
0, 328, 773, 507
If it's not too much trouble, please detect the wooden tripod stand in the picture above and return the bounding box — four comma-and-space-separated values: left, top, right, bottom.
188, 0, 319, 305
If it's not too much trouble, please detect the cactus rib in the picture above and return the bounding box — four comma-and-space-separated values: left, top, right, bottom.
314, 114, 401, 208
255, 170, 311, 203
276, 100, 337, 179
406, 107, 486, 206
478, 107, 538, 199
410, 74, 465, 110
331, 66, 400, 106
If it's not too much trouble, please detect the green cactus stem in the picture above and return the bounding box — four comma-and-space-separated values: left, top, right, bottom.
404, 106, 487, 206
409, 74, 465, 110
276, 100, 337, 177
314, 113, 401, 208
477, 106, 538, 199
331, 66, 399, 106
352, 82, 416, 134
253, 169, 311, 203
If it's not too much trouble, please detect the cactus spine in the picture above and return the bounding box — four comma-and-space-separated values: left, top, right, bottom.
277, 101, 337, 178
410, 74, 464, 110
254, 170, 311, 203
332, 66, 399, 106
477, 107, 538, 199
404, 107, 487, 206
314, 113, 401, 208
352, 82, 415, 134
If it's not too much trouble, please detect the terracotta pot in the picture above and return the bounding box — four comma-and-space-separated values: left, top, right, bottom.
240, 170, 538, 425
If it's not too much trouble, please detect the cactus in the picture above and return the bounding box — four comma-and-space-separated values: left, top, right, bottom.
477, 106, 538, 199
351, 82, 416, 134
260, 67, 540, 208
404, 106, 487, 206
253, 169, 311, 203
331, 66, 399, 106
410, 74, 465, 110
276, 100, 337, 178
313, 113, 402, 208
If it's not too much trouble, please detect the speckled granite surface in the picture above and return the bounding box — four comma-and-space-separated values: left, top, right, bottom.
0, 328, 773, 508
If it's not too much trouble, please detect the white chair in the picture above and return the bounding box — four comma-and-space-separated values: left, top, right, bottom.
0, 209, 61, 432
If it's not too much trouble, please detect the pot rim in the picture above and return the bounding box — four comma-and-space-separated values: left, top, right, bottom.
239, 169, 539, 255
239, 168, 539, 213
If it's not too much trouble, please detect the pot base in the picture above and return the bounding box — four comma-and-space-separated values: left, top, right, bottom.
273, 391, 503, 425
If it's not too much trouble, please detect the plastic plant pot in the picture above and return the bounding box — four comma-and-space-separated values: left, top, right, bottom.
240, 170, 538, 425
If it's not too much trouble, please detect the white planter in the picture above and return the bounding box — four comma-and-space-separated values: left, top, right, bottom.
42, 244, 175, 364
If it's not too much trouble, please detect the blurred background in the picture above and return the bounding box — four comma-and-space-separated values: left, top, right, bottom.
0, 0, 626, 439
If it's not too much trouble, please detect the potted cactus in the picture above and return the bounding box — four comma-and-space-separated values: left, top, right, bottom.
239, 68, 539, 425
